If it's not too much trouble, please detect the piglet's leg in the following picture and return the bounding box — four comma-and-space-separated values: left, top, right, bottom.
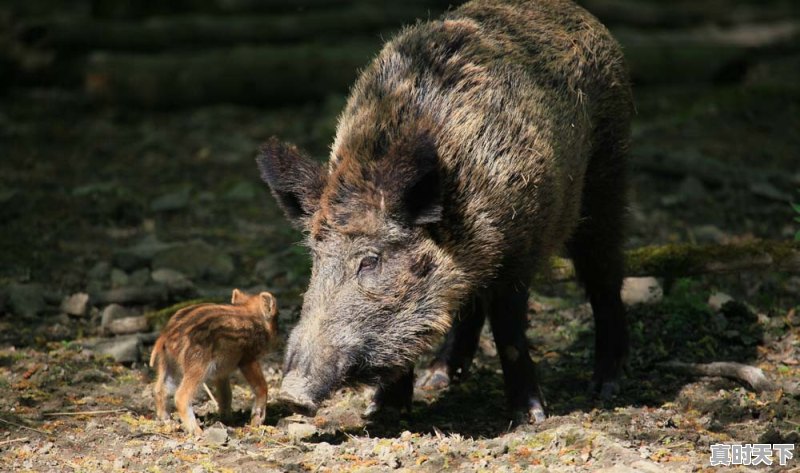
240, 360, 268, 427
214, 377, 233, 422
153, 358, 171, 421
175, 363, 206, 435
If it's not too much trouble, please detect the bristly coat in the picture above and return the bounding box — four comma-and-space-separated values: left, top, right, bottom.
258, 0, 633, 420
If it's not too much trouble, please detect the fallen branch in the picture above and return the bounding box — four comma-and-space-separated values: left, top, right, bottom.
0, 417, 48, 436
202, 383, 219, 411
658, 361, 774, 392
0, 437, 29, 447
42, 408, 128, 417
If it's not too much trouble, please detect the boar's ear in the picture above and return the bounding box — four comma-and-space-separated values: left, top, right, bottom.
256, 138, 325, 226
387, 133, 442, 225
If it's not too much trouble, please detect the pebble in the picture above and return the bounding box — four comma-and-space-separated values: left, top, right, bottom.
87, 261, 111, 281
113, 235, 175, 271
90, 334, 142, 363
7, 283, 46, 317
621, 277, 663, 306
204, 426, 228, 445
286, 422, 318, 440
691, 224, 727, 244
101, 304, 138, 333
152, 240, 234, 283
107, 316, 149, 335
151, 186, 191, 212
151, 268, 194, 292
708, 292, 734, 312
110, 268, 129, 288
223, 181, 257, 201
128, 268, 151, 287
60, 292, 90, 316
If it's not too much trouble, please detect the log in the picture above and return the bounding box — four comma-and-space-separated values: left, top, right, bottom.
658, 361, 774, 392
84, 42, 378, 107
547, 240, 800, 282
579, 0, 798, 29
91, 285, 168, 305
616, 21, 800, 84
20, 5, 438, 53
88, 0, 455, 19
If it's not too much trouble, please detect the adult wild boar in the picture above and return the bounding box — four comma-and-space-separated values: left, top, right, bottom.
257, 0, 632, 422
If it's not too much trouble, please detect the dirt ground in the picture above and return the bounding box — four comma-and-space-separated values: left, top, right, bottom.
1, 1, 800, 472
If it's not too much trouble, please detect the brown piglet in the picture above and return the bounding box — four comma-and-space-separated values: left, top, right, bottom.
149, 289, 279, 435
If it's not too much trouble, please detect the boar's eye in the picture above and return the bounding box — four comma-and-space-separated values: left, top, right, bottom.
358, 254, 380, 275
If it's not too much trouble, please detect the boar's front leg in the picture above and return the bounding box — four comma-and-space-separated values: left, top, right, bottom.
489, 283, 546, 424
363, 368, 414, 418
416, 295, 487, 390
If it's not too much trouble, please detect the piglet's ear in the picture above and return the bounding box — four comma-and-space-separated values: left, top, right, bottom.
382, 133, 443, 226
256, 138, 325, 227
231, 288, 246, 305
259, 292, 277, 317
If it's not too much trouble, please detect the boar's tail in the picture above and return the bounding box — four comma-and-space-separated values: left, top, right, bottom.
149, 337, 165, 368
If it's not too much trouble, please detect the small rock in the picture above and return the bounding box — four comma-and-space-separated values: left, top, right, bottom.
223, 181, 257, 202
128, 268, 150, 287
60, 293, 90, 316
101, 304, 137, 333
204, 426, 228, 445
90, 334, 142, 363
110, 268, 129, 288
7, 283, 46, 317
107, 316, 149, 335
255, 257, 287, 283
708, 292, 734, 312
87, 261, 111, 281
621, 277, 663, 306
678, 176, 708, 203
750, 181, 791, 202
151, 186, 191, 212
691, 224, 727, 244
112, 458, 128, 470
151, 268, 193, 292
286, 422, 318, 440
152, 240, 234, 283
72, 368, 113, 384
113, 235, 175, 271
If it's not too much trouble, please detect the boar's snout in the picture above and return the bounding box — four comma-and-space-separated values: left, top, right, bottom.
278, 371, 319, 416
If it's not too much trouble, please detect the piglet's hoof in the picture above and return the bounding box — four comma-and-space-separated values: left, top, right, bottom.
415, 366, 450, 391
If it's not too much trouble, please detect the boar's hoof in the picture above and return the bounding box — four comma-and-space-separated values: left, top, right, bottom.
362, 400, 411, 420
591, 380, 620, 401
511, 397, 547, 425
414, 366, 450, 391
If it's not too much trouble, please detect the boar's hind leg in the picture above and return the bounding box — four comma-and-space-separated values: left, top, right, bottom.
489, 283, 546, 423
417, 295, 487, 390
567, 123, 630, 400
364, 368, 414, 418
